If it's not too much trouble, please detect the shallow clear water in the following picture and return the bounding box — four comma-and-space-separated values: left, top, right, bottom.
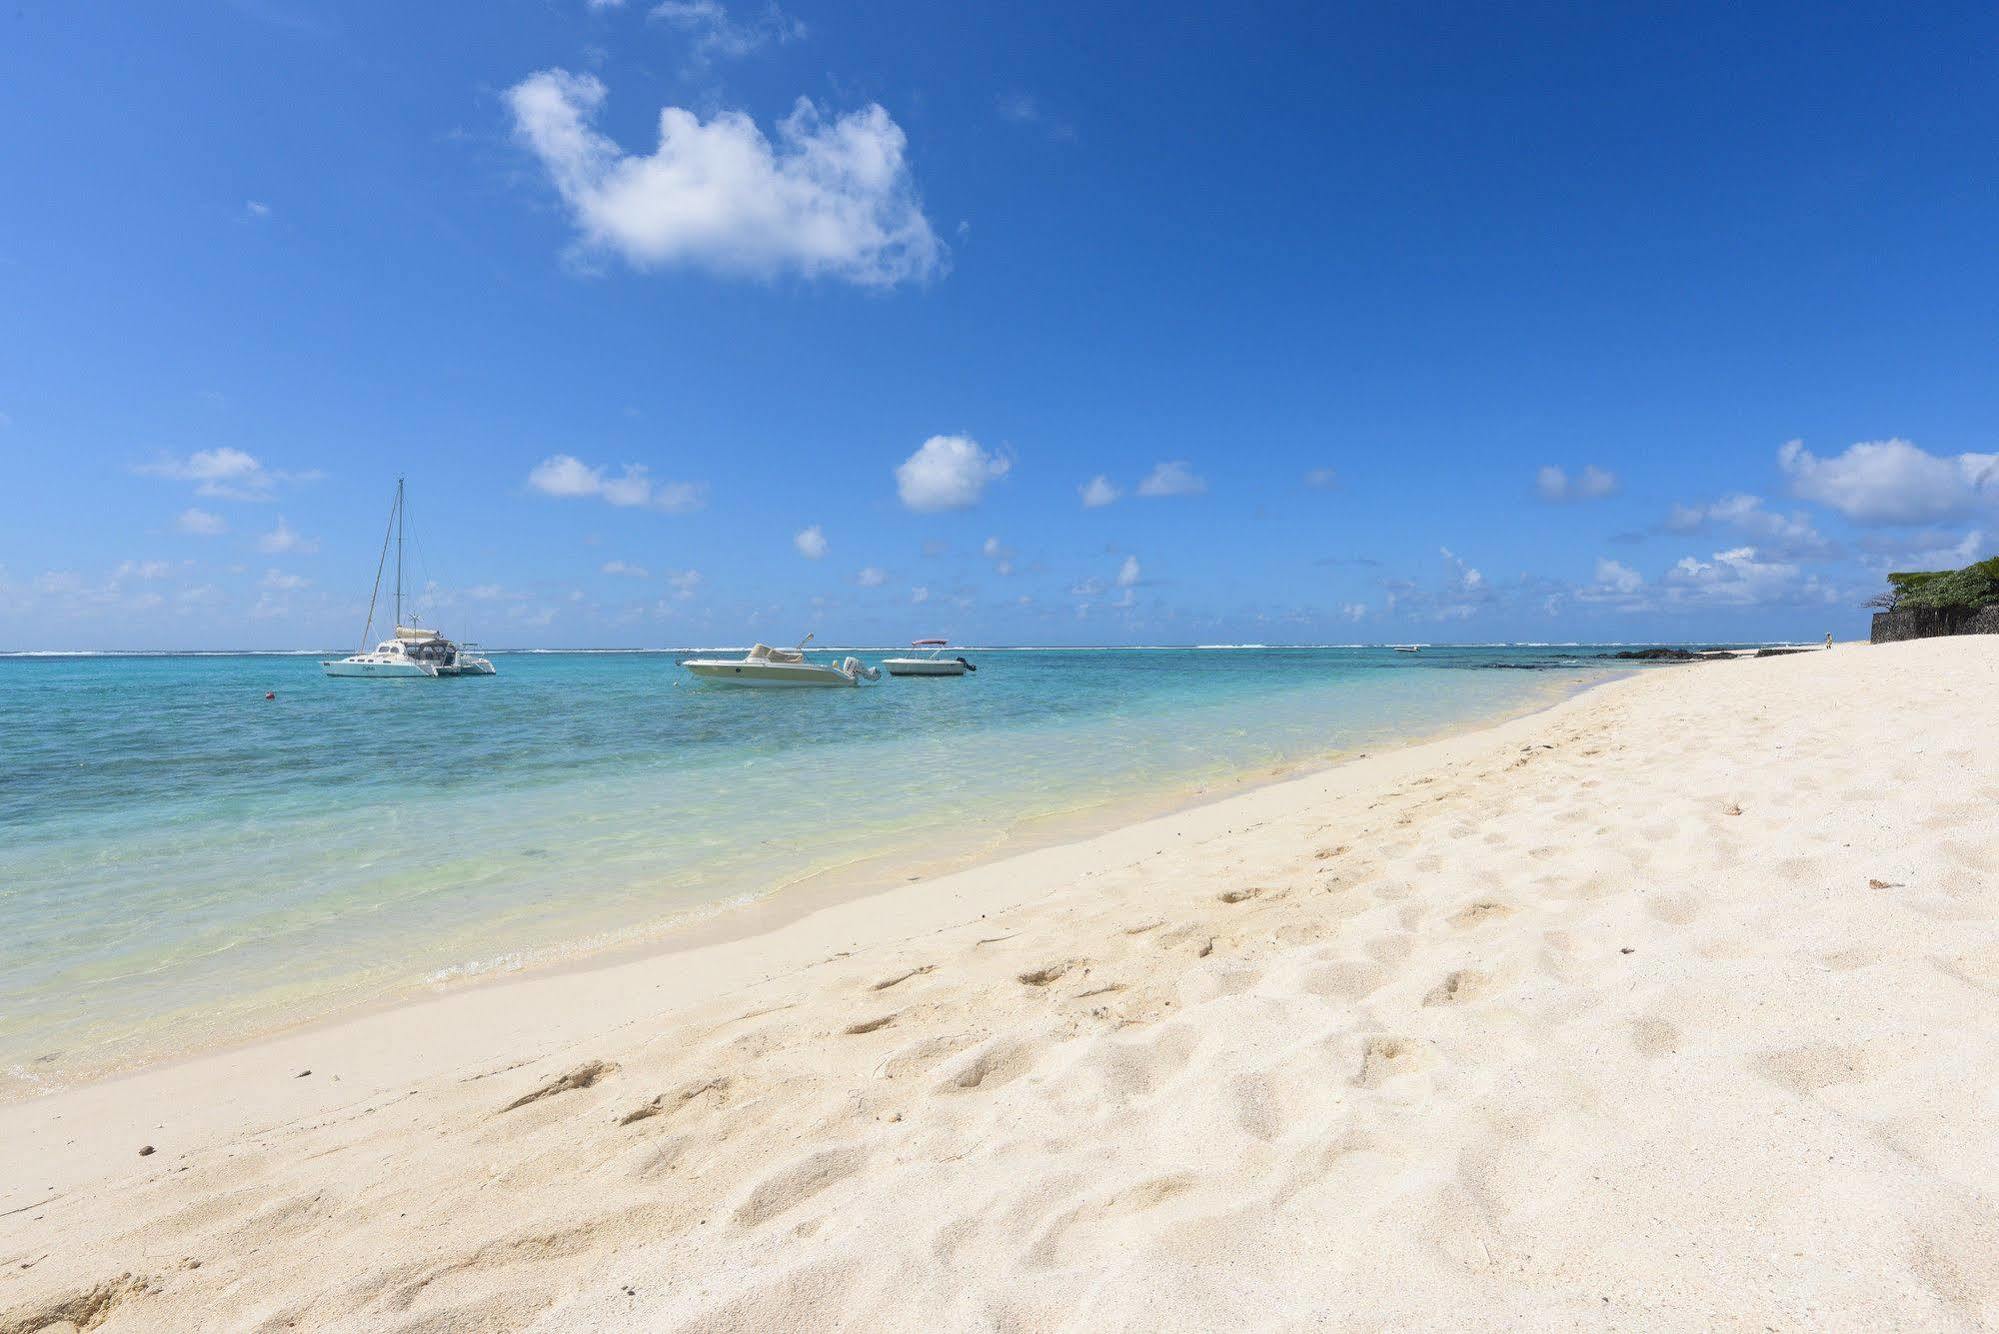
0, 645, 1665, 1090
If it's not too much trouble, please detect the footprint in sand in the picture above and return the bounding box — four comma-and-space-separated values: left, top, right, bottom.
940, 1037, 1037, 1093
844, 1013, 897, 1035
871, 965, 936, 992
734, 1145, 870, 1228
1217, 887, 1264, 905
1631, 1016, 1680, 1057
501, 1060, 617, 1113
1018, 961, 1080, 987
1449, 900, 1515, 928
1646, 892, 1700, 926
1421, 969, 1486, 1006
1353, 1036, 1424, 1088
618, 1075, 730, 1127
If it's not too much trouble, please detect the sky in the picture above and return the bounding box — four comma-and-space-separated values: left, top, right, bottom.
2, 1, 1997, 649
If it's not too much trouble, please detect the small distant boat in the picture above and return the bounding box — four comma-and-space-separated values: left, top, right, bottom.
881, 639, 977, 677
1390, 644, 1424, 653
680, 635, 879, 688
322, 478, 495, 680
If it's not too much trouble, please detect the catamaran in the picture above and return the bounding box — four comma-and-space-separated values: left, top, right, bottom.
679, 635, 879, 687
322, 478, 495, 679
881, 639, 977, 677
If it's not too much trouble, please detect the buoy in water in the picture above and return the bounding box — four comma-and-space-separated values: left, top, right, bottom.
265, 692, 275, 700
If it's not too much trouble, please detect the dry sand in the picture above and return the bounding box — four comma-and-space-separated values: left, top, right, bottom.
4, 637, 1997, 1331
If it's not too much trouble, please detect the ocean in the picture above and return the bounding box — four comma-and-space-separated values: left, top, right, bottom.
0, 644, 1680, 1093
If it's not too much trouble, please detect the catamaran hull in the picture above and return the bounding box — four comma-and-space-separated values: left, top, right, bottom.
322, 659, 436, 678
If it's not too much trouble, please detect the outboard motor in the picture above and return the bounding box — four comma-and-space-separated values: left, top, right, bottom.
956, 656, 977, 672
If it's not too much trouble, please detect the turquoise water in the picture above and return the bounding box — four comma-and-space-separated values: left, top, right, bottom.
0, 646, 1649, 1091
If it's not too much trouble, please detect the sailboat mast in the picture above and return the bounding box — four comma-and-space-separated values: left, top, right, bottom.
395, 476, 404, 630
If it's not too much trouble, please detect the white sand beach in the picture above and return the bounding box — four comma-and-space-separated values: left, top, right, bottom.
4, 637, 1997, 1332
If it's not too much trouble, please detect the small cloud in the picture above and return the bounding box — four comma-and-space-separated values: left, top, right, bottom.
1137, 460, 1206, 498
260, 568, 309, 591
794, 524, 828, 559
1593, 558, 1643, 595
1116, 555, 1141, 588
137, 447, 312, 501
995, 90, 1075, 141
1079, 475, 1120, 508
895, 435, 1010, 512
856, 565, 888, 588
175, 507, 226, 536
1303, 467, 1340, 490
113, 560, 171, 581
1340, 602, 1367, 621
527, 454, 706, 513
910, 585, 930, 604
244, 200, 271, 219
601, 559, 650, 577
650, 0, 805, 60
665, 568, 701, 598
257, 516, 318, 554
1536, 464, 1617, 502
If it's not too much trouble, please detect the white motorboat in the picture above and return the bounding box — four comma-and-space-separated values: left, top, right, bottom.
680, 635, 879, 688
881, 639, 977, 677
323, 478, 495, 680
1390, 644, 1424, 653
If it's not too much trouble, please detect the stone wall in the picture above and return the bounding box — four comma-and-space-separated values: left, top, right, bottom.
1871, 605, 1999, 643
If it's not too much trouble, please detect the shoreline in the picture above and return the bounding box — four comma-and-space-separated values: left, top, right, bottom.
3, 664, 1609, 1102
0, 666, 1628, 1206
9, 640, 1992, 1330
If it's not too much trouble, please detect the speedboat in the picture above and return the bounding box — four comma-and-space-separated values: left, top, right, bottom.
1390, 644, 1424, 653
680, 635, 879, 687
322, 478, 495, 680
881, 639, 977, 677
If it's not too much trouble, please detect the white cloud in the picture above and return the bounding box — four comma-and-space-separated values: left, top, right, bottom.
527, 454, 705, 513
261, 568, 308, 591
1661, 546, 1820, 607
794, 524, 827, 559
895, 435, 1009, 512
1079, 475, 1120, 508
1137, 460, 1206, 497
1594, 558, 1643, 595
1536, 464, 1617, 502
138, 447, 309, 501
981, 536, 1006, 559
1778, 438, 1999, 524
244, 200, 271, 219
601, 559, 650, 577
1664, 492, 1829, 557
1304, 467, 1340, 490
910, 585, 930, 605
665, 568, 702, 598
650, 0, 804, 60
1440, 546, 1484, 593
257, 516, 318, 555
1340, 602, 1367, 621
1116, 554, 1141, 588
506, 70, 942, 287
175, 507, 226, 536
114, 560, 171, 581
856, 565, 888, 587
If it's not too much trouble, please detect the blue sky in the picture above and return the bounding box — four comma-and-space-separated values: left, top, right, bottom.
3, 1, 1997, 649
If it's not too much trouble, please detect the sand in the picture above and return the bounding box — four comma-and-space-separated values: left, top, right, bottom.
4, 637, 1997, 1331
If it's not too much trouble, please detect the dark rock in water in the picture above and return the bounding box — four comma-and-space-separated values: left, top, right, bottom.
1753, 647, 1809, 657
1603, 648, 1702, 661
